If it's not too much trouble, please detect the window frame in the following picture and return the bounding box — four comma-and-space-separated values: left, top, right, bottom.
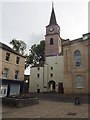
50, 73, 53, 77
37, 67, 40, 70
74, 50, 82, 67
51, 67, 53, 70
37, 74, 40, 78
14, 70, 19, 80
3, 68, 9, 79
50, 38, 53, 45
5, 52, 10, 61
16, 56, 20, 64
75, 75, 83, 88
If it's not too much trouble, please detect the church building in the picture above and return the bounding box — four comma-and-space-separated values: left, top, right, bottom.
29, 4, 64, 93
29, 3, 90, 94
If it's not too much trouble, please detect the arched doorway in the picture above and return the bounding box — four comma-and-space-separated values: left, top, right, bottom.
48, 81, 56, 92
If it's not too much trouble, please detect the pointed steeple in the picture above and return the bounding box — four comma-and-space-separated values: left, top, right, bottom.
49, 2, 57, 25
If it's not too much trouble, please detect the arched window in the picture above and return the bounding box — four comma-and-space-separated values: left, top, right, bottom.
50, 38, 53, 45
75, 75, 83, 88
74, 50, 82, 67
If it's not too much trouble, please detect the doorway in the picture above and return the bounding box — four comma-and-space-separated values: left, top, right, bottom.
48, 81, 56, 92
58, 82, 64, 94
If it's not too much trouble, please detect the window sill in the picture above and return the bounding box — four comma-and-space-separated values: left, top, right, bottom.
76, 87, 84, 89
74, 66, 83, 69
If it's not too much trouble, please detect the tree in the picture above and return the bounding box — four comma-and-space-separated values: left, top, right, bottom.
10, 39, 26, 55
25, 40, 45, 68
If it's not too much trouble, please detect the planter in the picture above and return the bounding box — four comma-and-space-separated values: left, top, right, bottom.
2, 97, 39, 108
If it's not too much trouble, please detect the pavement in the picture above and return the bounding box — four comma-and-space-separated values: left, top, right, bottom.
1, 93, 89, 119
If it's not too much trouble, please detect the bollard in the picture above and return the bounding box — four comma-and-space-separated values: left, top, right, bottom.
74, 97, 81, 105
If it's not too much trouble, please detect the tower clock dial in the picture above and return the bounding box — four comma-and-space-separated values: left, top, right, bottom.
49, 27, 54, 32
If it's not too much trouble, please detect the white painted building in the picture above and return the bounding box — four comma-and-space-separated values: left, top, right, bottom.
29, 56, 64, 93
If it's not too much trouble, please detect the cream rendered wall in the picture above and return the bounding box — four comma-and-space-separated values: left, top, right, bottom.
29, 67, 44, 92
43, 64, 48, 92
29, 56, 64, 92
2, 49, 25, 80
45, 56, 64, 91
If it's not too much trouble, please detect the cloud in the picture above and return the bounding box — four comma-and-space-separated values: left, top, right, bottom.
26, 32, 45, 53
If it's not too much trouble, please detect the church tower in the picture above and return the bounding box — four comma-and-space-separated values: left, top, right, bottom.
45, 3, 62, 56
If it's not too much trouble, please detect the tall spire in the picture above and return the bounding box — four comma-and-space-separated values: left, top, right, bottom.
52, 1, 54, 9
49, 2, 57, 25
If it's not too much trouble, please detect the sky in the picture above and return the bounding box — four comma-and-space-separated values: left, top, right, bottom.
0, 0, 89, 74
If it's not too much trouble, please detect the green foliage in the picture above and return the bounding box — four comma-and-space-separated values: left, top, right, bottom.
10, 39, 26, 55
25, 40, 45, 68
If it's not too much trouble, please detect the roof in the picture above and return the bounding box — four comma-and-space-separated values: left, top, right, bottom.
49, 4, 57, 25
62, 33, 90, 46
0, 42, 25, 58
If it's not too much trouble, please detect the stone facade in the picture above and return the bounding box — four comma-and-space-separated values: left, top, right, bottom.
63, 33, 90, 94
1, 49, 25, 80
45, 25, 61, 57
0, 42, 25, 97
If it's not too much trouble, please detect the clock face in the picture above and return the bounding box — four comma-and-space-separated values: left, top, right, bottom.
49, 27, 54, 32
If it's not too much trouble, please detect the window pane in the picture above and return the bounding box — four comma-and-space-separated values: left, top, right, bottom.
37, 67, 40, 70
50, 38, 53, 45
10, 84, 20, 95
5, 53, 10, 61
16, 56, 20, 64
15, 71, 19, 79
75, 75, 83, 88
74, 50, 82, 67
50, 73, 53, 77
37, 74, 40, 78
3, 68, 8, 79
51, 67, 53, 70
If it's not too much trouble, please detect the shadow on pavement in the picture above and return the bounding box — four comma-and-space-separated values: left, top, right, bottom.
30, 92, 89, 104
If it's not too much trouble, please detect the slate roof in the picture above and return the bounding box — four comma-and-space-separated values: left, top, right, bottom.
49, 6, 57, 25
0, 42, 25, 58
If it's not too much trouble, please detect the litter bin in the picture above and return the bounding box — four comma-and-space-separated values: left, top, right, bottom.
74, 97, 81, 105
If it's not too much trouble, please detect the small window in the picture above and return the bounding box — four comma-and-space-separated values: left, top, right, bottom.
3, 68, 8, 79
37, 67, 40, 70
5, 53, 10, 61
37, 74, 40, 78
50, 73, 53, 77
16, 56, 20, 64
15, 70, 19, 79
50, 38, 53, 45
51, 67, 53, 70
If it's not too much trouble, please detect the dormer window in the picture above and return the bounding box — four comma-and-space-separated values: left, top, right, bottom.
16, 56, 20, 64
5, 52, 10, 61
